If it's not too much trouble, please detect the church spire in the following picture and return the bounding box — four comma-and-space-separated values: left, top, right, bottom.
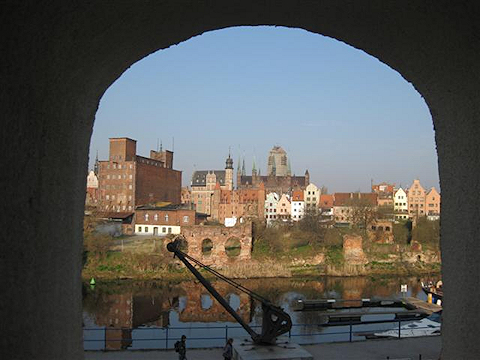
237, 156, 241, 175
252, 156, 257, 175
242, 158, 246, 176
94, 150, 99, 175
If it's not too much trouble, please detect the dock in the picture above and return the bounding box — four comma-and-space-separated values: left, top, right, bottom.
404, 297, 442, 315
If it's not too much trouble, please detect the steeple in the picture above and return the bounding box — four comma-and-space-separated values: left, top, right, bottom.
252, 156, 257, 175
225, 151, 233, 170
94, 150, 99, 175
242, 158, 246, 176
237, 157, 241, 175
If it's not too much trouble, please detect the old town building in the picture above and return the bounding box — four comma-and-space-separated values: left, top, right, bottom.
181, 187, 191, 205
426, 187, 441, 219
86, 170, 99, 206
97, 137, 181, 213
304, 183, 321, 213
190, 154, 234, 215
134, 203, 206, 235
238, 146, 309, 195
210, 183, 265, 225
276, 193, 291, 221
408, 179, 427, 218
291, 190, 305, 221
394, 188, 409, 221
264, 192, 280, 225
333, 192, 378, 225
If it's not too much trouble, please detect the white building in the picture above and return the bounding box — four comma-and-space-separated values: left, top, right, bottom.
264, 192, 280, 225
86, 170, 98, 188
394, 188, 409, 221
291, 190, 305, 221
304, 183, 320, 213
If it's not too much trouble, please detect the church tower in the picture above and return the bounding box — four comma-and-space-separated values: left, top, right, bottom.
225, 152, 234, 191
236, 157, 242, 189
305, 169, 310, 186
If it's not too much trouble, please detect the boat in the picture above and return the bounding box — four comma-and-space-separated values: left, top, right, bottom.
421, 281, 443, 305
373, 311, 442, 338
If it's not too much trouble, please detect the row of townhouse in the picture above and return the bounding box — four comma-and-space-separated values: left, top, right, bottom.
263, 179, 441, 227
264, 183, 322, 224
392, 179, 440, 221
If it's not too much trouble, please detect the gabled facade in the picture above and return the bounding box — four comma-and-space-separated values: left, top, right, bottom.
264, 192, 280, 225
291, 190, 305, 221
426, 187, 441, 218
276, 193, 291, 221
408, 179, 427, 218
304, 183, 320, 213
394, 188, 409, 221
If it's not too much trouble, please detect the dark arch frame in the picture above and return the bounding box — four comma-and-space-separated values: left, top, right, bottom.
2, 2, 480, 358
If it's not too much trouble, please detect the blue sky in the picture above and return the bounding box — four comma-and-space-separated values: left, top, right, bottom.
89, 26, 439, 192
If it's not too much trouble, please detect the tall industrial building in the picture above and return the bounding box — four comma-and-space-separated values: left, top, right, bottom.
97, 137, 181, 213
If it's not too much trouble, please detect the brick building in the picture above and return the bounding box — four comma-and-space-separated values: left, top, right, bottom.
134, 203, 206, 235
210, 182, 266, 225
238, 146, 309, 195
190, 154, 234, 216
97, 137, 181, 214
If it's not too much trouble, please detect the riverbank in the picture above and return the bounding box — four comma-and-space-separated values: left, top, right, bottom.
82, 253, 441, 281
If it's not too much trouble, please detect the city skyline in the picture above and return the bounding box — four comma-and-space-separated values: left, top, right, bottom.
89, 26, 439, 192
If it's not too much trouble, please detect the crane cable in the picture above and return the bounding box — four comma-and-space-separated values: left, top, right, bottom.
177, 249, 273, 305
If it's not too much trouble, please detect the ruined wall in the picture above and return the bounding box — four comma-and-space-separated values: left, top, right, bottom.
343, 234, 368, 265
180, 222, 253, 265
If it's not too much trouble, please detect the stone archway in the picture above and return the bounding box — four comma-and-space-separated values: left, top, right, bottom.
2, 2, 480, 358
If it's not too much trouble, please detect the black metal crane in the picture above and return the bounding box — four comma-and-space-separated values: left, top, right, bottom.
167, 238, 292, 344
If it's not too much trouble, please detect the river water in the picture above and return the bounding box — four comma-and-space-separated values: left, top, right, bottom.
83, 275, 433, 350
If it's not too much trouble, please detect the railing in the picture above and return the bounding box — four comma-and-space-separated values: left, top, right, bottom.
84, 317, 439, 351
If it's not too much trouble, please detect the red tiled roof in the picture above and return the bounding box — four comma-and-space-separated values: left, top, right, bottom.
320, 194, 334, 208
292, 190, 304, 201
333, 193, 377, 206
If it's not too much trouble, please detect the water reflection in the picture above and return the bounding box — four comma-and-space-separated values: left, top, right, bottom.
83, 276, 427, 350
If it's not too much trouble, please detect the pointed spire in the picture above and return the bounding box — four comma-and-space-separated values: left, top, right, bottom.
94, 150, 99, 175
252, 156, 257, 174
242, 158, 246, 176
237, 156, 241, 175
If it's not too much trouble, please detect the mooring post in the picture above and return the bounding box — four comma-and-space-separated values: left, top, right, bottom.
349, 321, 353, 342
225, 325, 228, 341
165, 327, 168, 349
398, 319, 401, 339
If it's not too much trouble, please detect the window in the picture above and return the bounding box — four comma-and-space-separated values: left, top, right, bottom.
129, 174, 132, 179
128, 184, 132, 190
162, 227, 166, 233
138, 227, 142, 233
107, 175, 110, 179
165, 214, 169, 222
154, 214, 158, 221
144, 214, 149, 221
183, 216, 189, 223
113, 164, 116, 169
168, 227, 172, 234
106, 195, 109, 200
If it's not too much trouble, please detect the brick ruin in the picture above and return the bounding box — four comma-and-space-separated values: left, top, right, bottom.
179, 222, 253, 266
